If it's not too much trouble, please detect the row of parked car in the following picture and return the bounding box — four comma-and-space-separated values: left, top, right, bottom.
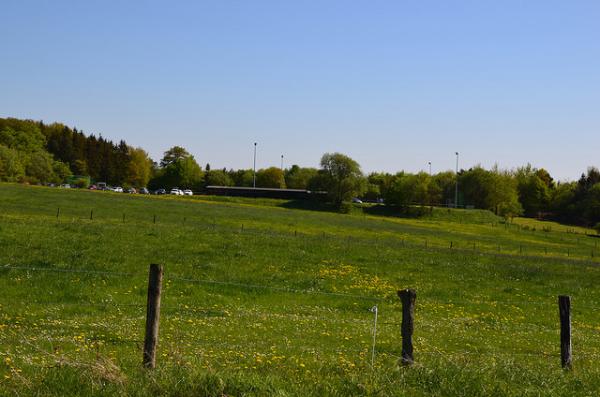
155, 188, 194, 196
55, 183, 194, 196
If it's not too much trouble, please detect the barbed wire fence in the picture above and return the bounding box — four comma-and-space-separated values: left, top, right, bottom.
3, 204, 600, 268
0, 263, 596, 373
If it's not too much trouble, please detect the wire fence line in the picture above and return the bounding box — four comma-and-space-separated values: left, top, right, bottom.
2, 263, 600, 370
4, 263, 600, 310
6, 207, 600, 265
1, 264, 137, 277
1, 264, 382, 302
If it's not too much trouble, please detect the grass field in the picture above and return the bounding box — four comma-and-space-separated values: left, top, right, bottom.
1, 183, 600, 396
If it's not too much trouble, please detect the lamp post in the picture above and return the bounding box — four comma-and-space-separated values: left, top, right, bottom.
428, 161, 432, 176
454, 152, 459, 208
281, 155, 284, 171
253, 142, 257, 188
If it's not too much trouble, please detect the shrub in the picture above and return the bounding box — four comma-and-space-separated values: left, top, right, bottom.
338, 201, 353, 214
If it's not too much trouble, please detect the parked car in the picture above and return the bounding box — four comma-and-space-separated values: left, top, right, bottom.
59, 184, 71, 188
88, 185, 97, 190
183, 189, 193, 196
113, 187, 123, 193
139, 187, 150, 194
126, 187, 137, 194
352, 197, 363, 204
154, 188, 166, 195
170, 188, 183, 196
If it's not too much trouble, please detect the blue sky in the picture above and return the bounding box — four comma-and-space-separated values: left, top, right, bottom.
1, 1, 599, 180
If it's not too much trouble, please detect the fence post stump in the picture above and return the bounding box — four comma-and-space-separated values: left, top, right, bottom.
558, 295, 572, 369
90, 210, 93, 221
153, 215, 156, 224
398, 289, 416, 365
143, 264, 164, 369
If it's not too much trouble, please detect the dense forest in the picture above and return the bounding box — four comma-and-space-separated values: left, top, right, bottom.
0, 117, 599, 229
0, 118, 152, 187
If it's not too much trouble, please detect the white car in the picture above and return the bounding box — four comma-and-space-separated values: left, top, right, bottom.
183, 189, 193, 196
170, 188, 183, 196
113, 187, 123, 193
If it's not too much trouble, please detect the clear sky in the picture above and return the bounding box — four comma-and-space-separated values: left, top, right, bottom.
1, 1, 599, 181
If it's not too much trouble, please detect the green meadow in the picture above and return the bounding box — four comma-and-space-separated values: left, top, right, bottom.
1, 183, 600, 396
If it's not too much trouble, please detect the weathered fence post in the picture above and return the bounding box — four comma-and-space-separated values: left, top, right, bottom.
90, 210, 93, 221
450, 241, 453, 249
153, 215, 156, 224
56, 208, 60, 219
398, 289, 416, 365
143, 264, 164, 369
558, 295, 572, 369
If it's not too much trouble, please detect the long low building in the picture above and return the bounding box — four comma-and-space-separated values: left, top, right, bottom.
205, 186, 325, 200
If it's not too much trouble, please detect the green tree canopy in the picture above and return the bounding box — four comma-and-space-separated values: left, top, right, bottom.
127, 147, 153, 187
160, 146, 192, 167
0, 145, 25, 182
256, 167, 286, 188
150, 147, 203, 190
285, 165, 318, 190
25, 151, 55, 184
385, 172, 431, 207
319, 153, 364, 206
205, 169, 234, 186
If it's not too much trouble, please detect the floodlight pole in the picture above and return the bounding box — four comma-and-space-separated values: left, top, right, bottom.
455, 152, 459, 208
428, 161, 432, 176
253, 142, 257, 188
281, 155, 284, 171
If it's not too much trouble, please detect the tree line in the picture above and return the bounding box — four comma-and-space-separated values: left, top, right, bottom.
1, 117, 599, 229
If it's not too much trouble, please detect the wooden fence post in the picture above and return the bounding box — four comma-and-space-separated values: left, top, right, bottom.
153, 215, 156, 224
558, 295, 572, 369
56, 208, 60, 219
90, 210, 93, 221
143, 264, 164, 369
398, 289, 416, 365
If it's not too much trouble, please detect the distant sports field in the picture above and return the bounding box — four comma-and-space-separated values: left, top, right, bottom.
1, 183, 600, 396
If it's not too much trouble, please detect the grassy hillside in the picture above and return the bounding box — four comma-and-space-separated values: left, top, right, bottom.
1, 183, 600, 396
